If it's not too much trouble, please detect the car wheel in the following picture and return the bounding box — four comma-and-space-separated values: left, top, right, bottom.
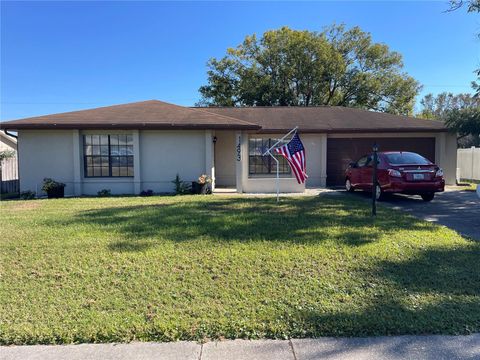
345, 178, 354, 192
374, 184, 383, 201
421, 192, 435, 202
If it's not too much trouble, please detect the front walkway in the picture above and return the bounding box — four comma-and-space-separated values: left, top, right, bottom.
213, 187, 335, 197
2, 335, 480, 360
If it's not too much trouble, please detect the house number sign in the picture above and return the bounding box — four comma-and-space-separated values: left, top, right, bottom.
236, 135, 241, 161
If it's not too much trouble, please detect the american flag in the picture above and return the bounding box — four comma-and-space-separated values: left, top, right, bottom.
274, 133, 308, 184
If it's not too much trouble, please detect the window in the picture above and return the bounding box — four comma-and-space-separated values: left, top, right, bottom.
83, 135, 134, 177
249, 138, 291, 175
356, 156, 369, 167
385, 152, 431, 165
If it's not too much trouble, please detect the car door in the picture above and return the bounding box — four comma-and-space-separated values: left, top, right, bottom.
361, 154, 374, 189
351, 155, 368, 188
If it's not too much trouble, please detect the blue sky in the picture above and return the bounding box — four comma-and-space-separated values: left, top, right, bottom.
1, 1, 479, 120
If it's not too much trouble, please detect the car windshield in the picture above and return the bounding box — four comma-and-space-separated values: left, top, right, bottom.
385, 152, 431, 165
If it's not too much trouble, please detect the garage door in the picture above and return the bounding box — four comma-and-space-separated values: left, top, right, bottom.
326, 137, 436, 186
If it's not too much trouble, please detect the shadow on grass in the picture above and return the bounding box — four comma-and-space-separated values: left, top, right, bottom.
52, 195, 438, 252
289, 244, 480, 337
13, 195, 480, 341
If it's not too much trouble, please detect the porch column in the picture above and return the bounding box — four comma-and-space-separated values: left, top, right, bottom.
133, 130, 141, 194
205, 130, 215, 190
72, 130, 82, 196
235, 131, 243, 193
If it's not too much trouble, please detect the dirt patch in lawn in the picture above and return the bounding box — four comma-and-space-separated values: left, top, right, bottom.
7, 201, 42, 211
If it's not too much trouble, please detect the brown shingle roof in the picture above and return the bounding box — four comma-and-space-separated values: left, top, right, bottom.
201, 106, 447, 133
0, 100, 260, 131
1, 100, 447, 133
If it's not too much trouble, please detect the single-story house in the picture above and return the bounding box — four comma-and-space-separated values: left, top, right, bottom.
0, 100, 456, 196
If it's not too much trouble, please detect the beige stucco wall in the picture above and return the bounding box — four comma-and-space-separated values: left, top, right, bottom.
140, 130, 208, 193
232, 132, 327, 193
17, 129, 214, 196
435, 132, 458, 185
18, 130, 75, 196
16, 129, 457, 197
302, 133, 327, 187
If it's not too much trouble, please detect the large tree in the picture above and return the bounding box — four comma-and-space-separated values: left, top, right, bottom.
198, 25, 420, 115
418, 92, 480, 147
448, 0, 480, 14
445, 107, 480, 147
418, 92, 479, 120
448, 1, 480, 96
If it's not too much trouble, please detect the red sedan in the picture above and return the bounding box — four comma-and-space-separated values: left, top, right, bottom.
345, 151, 445, 201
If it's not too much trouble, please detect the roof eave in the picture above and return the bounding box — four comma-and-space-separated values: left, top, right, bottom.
255, 127, 448, 134
0, 123, 261, 131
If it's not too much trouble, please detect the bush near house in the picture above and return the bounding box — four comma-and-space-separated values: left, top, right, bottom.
41, 178, 66, 199
1, 195, 479, 345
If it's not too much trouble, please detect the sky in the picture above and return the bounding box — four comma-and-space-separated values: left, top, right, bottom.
1, 1, 479, 120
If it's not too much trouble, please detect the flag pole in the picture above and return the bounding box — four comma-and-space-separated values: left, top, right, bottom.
262, 126, 298, 202
263, 126, 298, 156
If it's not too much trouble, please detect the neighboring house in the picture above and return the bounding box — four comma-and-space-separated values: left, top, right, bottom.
0, 100, 457, 196
0, 131, 17, 153
0, 131, 18, 189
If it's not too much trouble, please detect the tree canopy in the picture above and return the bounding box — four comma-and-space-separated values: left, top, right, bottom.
198, 25, 420, 115
418, 92, 480, 147
418, 92, 479, 120
447, 1, 480, 96
448, 0, 480, 14
445, 108, 480, 147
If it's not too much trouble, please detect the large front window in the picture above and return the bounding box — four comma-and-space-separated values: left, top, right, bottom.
83, 135, 134, 177
249, 138, 291, 175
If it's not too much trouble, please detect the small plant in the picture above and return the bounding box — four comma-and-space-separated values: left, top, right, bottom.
20, 190, 36, 200
140, 189, 154, 196
197, 174, 212, 185
41, 178, 66, 199
0, 150, 15, 161
192, 174, 212, 195
97, 189, 111, 197
172, 174, 191, 195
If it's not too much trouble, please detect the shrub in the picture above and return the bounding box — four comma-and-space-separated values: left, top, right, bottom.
140, 189, 154, 196
41, 178, 66, 193
97, 189, 111, 197
0, 150, 15, 161
197, 174, 212, 185
19, 191, 36, 200
172, 174, 191, 195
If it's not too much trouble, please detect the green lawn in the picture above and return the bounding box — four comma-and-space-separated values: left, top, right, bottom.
1, 194, 479, 345
458, 181, 479, 192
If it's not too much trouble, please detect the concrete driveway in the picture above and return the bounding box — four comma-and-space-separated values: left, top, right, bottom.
377, 188, 480, 240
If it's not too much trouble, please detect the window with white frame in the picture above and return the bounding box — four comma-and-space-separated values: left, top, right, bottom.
83, 135, 134, 177
248, 138, 291, 175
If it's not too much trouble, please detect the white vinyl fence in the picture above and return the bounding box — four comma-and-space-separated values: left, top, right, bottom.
457, 147, 480, 181
0, 156, 19, 194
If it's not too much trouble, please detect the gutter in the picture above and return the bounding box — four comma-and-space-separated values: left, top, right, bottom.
3, 130, 18, 139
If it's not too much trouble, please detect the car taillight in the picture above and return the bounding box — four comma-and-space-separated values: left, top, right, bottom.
436, 168, 444, 177
388, 169, 402, 177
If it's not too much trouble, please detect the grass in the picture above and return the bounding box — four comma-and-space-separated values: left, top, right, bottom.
1, 194, 479, 345
457, 180, 479, 192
